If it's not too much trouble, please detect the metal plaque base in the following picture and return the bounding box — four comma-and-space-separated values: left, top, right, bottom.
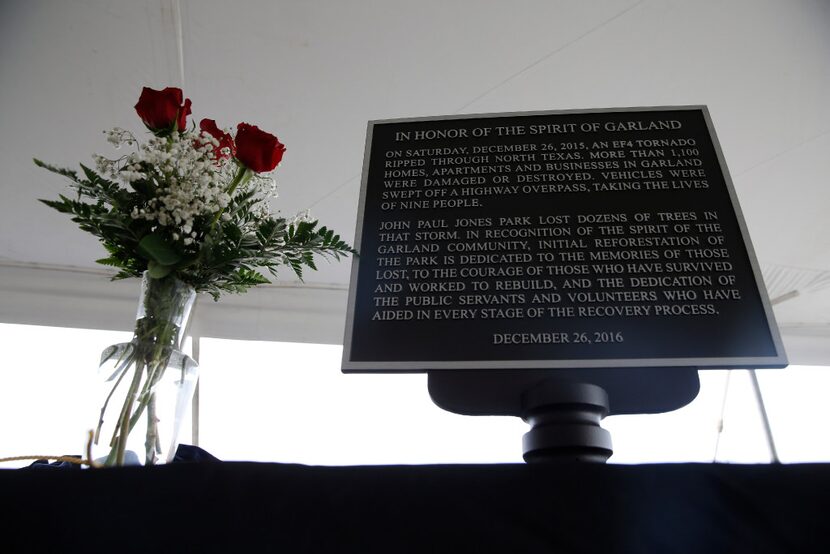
428, 367, 700, 463
521, 381, 612, 463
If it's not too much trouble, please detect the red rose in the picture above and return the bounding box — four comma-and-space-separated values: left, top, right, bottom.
234, 123, 286, 173
199, 119, 235, 160
134, 86, 192, 133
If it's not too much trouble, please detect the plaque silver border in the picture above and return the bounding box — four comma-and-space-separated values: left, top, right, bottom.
341, 106, 788, 372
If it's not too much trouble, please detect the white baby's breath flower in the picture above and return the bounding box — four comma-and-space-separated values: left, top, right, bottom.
292, 209, 313, 224
104, 127, 137, 149
92, 154, 112, 174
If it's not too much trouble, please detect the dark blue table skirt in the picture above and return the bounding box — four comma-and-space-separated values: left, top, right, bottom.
2, 454, 826, 553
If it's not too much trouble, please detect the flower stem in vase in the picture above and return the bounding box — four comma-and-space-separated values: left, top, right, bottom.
95, 344, 135, 445
96, 273, 198, 466
145, 394, 159, 465
108, 360, 146, 466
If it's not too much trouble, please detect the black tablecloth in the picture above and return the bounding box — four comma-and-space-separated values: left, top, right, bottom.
2, 459, 826, 553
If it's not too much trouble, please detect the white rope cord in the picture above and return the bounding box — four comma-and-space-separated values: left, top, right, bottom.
0, 431, 101, 468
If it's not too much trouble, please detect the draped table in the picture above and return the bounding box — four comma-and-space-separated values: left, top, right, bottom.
2, 454, 826, 553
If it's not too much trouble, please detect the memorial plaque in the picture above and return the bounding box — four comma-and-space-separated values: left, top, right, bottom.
342, 107, 787, 372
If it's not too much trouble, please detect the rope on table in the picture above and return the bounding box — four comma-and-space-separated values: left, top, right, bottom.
0, 455, 90, 465
0, 430, 101, 467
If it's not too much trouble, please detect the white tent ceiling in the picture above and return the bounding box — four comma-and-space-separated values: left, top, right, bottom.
1, 0, 829, 363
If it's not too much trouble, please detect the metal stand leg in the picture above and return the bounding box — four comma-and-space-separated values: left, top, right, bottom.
748, 369, 780, 463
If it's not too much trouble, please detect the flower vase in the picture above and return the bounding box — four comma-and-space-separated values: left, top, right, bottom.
92, 272, 198, 466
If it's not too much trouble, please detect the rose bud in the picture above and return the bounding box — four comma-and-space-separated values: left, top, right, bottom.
199, 119, 235, 160
134, 86, 192, 133
234, 123, 286, 173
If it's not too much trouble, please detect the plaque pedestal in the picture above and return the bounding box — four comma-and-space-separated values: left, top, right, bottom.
522, 381, 612, 463
428, 368, 700, 463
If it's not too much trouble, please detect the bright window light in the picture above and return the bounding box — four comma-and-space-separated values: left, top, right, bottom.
754, 365, 830, 463
0, 323, 131, 468
607, 370, 772, 464
1, 323, 828, 467
197, 338, 527, 465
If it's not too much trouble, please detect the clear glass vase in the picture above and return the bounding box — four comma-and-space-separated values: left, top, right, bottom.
91, 272, 198, 466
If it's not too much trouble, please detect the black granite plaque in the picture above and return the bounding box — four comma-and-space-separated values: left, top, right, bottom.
342, 107, 787, 372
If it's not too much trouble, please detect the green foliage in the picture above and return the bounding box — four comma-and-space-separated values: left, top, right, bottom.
36, 159, 356, 299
